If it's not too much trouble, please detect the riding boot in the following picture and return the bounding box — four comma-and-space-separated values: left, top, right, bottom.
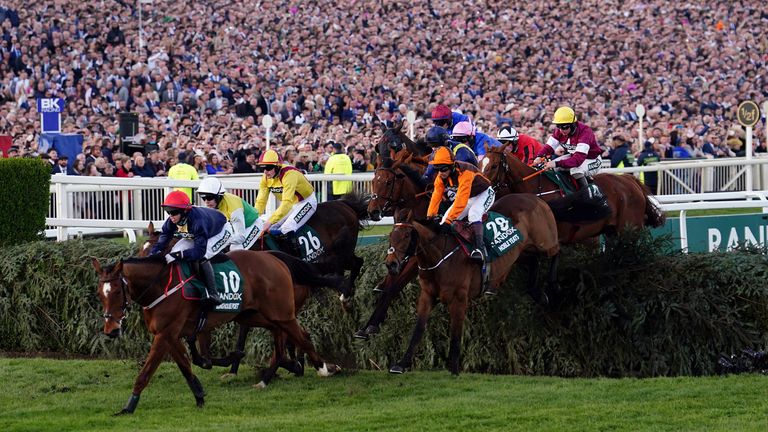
470, 222, 486, 264
198, 259, 222, 308
575, 175, 589, 191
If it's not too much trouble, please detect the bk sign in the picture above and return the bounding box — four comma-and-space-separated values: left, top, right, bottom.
37, 98, 65, 133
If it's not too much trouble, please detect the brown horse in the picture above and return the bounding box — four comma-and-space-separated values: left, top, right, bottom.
387, 193, 560, 375
92, 251, 340, 414
138, 223, 336, 378
254, 192, 369, 306
356, 154, 428, 340
483, 143, 665, 242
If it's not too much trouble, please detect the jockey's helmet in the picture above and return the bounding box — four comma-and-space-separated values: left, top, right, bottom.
497, 126, 519, 143
162, 190, 192, 212
425, 126, 450, 147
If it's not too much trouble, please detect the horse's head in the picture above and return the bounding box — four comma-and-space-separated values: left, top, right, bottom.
368, 167, 406, 221
138, 221, 160, 257
91, 258, 128, 338
482, 143, 511, 186
385, 209, 418, 275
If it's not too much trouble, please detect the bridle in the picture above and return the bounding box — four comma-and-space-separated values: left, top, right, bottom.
388, 222, 460, 272
99, 274, 129, 325
370, 167, 405, 213
386, 222, 419, 269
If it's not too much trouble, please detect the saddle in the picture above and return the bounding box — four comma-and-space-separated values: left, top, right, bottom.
176, 256, 243, 312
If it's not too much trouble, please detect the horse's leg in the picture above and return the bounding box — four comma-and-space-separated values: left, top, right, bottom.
211, 325, 250, 378
167, 338, 205, 408
447, 294, 469, 376
544, 252, 561, 298
354, 259, 418, 340
343, 254, 365, 302
389, 286, 436, 374
256, 328, 286, 388
519, 254, 548, 305
275, 319, 340, 377
116, 333, 173, 415
187, 331, 213, 370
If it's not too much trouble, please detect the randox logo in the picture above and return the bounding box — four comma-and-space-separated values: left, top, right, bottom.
269, 186, 284, 194
293, 203, 311, 223
244, 225, 260, 243
212, 231, 232, 252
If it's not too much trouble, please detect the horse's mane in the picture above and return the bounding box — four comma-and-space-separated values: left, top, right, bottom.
337, 191, 372, 227
398, 163, 427, 190
122, 255, 167, 266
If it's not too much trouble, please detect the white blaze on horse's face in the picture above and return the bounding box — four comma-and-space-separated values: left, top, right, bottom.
102, 281, 112, 298
142, 241, 151, 252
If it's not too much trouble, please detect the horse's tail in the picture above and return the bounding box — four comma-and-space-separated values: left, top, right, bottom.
621, 175, 666, 228
338, 191, 371, 227
641, 184, 666, 228
267, 251, 344, 290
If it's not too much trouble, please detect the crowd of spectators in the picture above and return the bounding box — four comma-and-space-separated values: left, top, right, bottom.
1, 0, 767, 177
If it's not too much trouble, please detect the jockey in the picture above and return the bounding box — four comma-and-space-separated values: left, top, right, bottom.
497, 126, 544, 166
450, 120, 501, 162
533, 106, 603, 190
422, 126, 478, 183
150, 190, 233, 307
431, 104, 501, 160
197, 176, 263, 250
426, 147, 495, 266
254, 149, 317, 254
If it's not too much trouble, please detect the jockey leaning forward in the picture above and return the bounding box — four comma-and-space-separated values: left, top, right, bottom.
431, 104, 500, 161
197, 176, 263, 250
532, 106, 603, 191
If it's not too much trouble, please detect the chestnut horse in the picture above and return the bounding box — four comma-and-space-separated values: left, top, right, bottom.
387, 193, 560, 375
92, 251, 340, 414
138, 224, 337, 377
356, 154, 428, 340
483, 143, 665, 242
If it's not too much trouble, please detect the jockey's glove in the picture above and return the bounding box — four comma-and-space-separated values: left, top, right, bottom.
166, 251, 183, 262
439, 223, 453, 235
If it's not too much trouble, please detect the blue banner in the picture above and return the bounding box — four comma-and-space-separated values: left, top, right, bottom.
37, 98, 65, 133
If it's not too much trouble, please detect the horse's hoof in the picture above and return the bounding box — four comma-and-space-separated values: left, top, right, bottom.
113, 409, 132, 416
220, 372, 237, 381
195, 397, 205, 408
389, 364, 406, 374
365, 325, 380, 336
353, 329, 369, 340
294, 361, 305, 377
252, 381, 267, 389
317, 363, 340, 377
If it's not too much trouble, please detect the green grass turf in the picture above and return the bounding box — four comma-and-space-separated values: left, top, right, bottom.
1, 357, 767, 431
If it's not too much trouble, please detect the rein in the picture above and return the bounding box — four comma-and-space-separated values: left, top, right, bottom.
144, 265, 196, 310
391, 222, 461, 271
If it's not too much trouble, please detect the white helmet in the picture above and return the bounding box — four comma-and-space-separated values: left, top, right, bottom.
197, 177, 226, 196
497, 126, 519, 143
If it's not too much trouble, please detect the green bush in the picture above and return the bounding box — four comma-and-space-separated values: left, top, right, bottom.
1, 232, 767, 377
0, 158, 50, 246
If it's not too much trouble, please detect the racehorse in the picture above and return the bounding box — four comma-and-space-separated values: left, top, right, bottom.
356, 154, 428, 340
375, 121, 431, 167
386, 192, 561, 375
482, 143, 665, 242
254, 192, 369, 306
138, 223, 340, 378
92, 251, 340, 414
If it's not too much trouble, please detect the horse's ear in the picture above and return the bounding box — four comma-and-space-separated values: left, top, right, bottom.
395, 119, 404, 131
412, 220, 436, 241
91, 257, 102, 273
485, 142, 491, 153
147, 221, 155, 233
